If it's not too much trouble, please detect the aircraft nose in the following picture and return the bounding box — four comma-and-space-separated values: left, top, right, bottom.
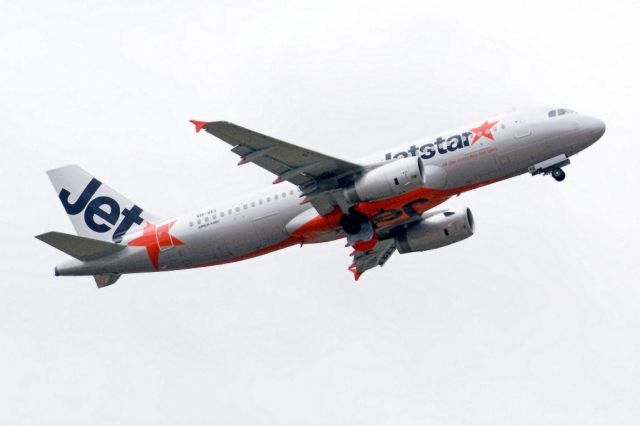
585, 116, 606, 140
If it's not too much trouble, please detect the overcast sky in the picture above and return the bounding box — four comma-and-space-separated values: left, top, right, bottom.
2, 1, 640, 425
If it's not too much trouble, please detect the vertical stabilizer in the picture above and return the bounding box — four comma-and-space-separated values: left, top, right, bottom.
46, 165, 159, 242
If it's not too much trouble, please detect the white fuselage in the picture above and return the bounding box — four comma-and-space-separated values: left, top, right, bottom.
56, 107, 605, 277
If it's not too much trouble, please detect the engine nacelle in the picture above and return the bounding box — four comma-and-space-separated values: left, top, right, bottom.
344, 157, 432, 203
395, 207, 475, 254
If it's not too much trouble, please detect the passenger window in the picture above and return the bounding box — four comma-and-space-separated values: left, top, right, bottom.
290, 190, 294, 195
259, 199, 263, 205
267, 197, 271, 202
205, 217, 209, 222
197, 219, 201, 225
251, 202, 255, 207
548, 110, 556, 118
189, 221, 194, 227
228, 209, 232, 215
243, 204, 248, 210
220, 212, 224, 217
558, 108, 567, 115
235, 207, 240, 212
282, 192, 286, 198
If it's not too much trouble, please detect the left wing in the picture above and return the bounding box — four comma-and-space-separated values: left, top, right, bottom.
191, 120, 363, 215
349, 238, 397, 281
191, 120, 402, 280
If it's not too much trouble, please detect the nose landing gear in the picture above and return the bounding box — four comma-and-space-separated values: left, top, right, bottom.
528, 154, 570, 183
551, 168, 566, 182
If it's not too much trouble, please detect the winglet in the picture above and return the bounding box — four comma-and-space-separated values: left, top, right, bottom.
189, 120, 208, 133
349, 267, 362, 282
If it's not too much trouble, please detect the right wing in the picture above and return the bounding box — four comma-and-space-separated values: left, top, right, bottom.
191, 120, 364, 215
349, 238, 397, 281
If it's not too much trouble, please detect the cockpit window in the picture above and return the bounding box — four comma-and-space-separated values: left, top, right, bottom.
549, 108, 575, 118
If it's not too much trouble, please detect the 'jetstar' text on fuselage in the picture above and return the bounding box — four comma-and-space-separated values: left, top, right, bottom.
385, 131, 475, 161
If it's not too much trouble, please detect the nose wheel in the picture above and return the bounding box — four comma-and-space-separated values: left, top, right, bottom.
551, 168, 566, 182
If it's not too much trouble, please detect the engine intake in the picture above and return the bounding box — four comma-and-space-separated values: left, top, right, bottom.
395, 207, 475, 253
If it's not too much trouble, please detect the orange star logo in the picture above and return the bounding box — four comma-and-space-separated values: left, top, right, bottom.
128, 221, 184, 270
470, 120, 499, 144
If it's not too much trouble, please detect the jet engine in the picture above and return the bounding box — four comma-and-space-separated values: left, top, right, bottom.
395, 207, 475, 253
344, 157, 428, 203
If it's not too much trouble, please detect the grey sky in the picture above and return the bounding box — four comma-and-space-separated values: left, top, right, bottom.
1, 1, 639, 424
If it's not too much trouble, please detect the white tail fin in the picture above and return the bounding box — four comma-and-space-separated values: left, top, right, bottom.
47, 165, 159, 242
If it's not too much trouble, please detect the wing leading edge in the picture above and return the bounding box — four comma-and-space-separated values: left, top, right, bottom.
191, 120, 363, 215
191, 120, 401, 280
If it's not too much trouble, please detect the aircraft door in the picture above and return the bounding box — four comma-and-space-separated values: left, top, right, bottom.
514, 118, 532, 138
155, 219, 192, 268
156, 219, 178, 252
253, 212, 287, 247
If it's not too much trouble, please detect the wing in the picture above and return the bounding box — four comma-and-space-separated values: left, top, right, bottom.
347, 208, 455, 280
191, 120, 363, 215
349, 238, 397, 281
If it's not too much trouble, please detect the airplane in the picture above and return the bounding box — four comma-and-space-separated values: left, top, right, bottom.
36, 107, 606, 287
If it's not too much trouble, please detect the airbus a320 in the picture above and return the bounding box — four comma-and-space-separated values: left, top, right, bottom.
37, 107, 605, 287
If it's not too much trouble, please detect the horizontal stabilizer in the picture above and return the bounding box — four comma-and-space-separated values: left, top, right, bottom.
36, 231, 125, 261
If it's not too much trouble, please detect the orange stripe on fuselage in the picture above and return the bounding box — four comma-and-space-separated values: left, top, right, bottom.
190, 177, 503, 269
354, 177, 502, 229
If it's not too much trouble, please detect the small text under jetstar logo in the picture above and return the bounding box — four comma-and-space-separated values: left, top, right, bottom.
385, 120, 499, 161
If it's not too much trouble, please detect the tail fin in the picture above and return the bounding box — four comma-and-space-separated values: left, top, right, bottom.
46, 165, 159, 242
35, 231, 125, 261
